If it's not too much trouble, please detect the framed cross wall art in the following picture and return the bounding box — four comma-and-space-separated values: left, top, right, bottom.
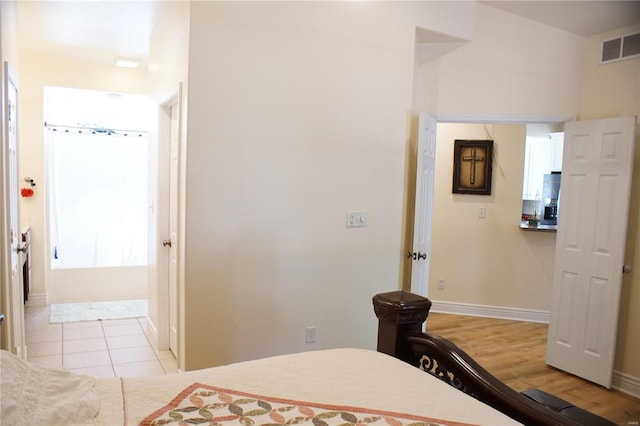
452, 139, 493, 195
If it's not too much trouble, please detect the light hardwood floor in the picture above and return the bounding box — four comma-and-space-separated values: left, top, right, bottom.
425, 312, 639, 425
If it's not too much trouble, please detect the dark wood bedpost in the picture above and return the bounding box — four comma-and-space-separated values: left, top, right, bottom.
372, 290, 431, 359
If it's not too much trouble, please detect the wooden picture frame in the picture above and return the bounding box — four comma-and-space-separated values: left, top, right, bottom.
452, 139, 493, 195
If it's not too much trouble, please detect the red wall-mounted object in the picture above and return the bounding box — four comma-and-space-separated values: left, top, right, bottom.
21, 188, 34, 198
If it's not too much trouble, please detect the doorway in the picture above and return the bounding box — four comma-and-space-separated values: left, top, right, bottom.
44, 87, 152, 316
409, 114, 633, 388
408, 115, 571, 295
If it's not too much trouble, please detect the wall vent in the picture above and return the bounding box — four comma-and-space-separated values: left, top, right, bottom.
601, 32, 640, 64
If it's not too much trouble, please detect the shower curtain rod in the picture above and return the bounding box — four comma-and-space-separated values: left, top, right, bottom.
44, 123, 148, 136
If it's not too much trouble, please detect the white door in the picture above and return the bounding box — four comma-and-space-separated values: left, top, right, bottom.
546, 116, 636, 388
168, 103, 179, 357
154, 87, 181, 358
409, 113, 437, 297
3, 63, 25, 357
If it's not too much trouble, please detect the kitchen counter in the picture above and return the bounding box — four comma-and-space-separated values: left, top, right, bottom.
520, 221, 557, 232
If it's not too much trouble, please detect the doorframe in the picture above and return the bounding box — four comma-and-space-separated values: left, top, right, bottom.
0, 58, 5, 350
434, 114, 574, 124
155, 85, 182, 359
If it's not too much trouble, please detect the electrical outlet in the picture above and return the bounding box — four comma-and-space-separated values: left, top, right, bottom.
306, 326, 316, 344
347, 210, 367, 228
437, 278, 445, 289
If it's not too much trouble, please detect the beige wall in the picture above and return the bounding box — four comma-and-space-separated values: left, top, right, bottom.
1, 1, 18, 66
428, 123, 557, 310
183, 1, 474, 370
433, 3, 584, 117
579, 23, 640, 379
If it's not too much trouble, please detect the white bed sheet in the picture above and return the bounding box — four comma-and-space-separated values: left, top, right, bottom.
2, 348, 521, 426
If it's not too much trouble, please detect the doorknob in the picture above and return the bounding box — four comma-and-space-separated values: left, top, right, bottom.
406, 251, 427, 260
162, 239, 172, 248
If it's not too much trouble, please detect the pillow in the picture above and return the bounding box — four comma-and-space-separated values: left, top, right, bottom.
1, 350, 100, 425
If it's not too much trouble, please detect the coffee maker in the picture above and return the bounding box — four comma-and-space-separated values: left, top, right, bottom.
540, 172, 561, 225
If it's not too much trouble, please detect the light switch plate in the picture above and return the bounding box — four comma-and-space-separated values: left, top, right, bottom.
347, 210, 367, 228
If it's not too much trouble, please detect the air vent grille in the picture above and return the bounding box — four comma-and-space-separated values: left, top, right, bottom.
622, 33, 640, 57
601, 32, 640, 64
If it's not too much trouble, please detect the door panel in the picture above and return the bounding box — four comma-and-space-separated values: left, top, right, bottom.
169, 103, 179, 357
546, 116, 636, 388
410, 113, 437, 297
3, 62, 25, 357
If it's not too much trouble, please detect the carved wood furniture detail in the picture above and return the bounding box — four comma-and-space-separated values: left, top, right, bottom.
372, 291, 615, 426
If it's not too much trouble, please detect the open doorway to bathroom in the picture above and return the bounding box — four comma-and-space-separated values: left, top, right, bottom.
43, 87, 152, 323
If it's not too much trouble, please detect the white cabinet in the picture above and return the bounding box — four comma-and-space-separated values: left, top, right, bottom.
522, 133, 564, 200
549, 132, 564, 171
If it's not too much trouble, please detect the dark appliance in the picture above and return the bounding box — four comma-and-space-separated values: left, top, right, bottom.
540, 172, 561, 226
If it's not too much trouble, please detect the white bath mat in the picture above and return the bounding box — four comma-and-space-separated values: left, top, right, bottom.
49, 299, 147, 323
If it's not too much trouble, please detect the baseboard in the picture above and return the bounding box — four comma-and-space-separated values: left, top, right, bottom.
612, 370, 640, 398
430, 300, 550, 323
144, 317, 159, 349
26, 293, 49, 307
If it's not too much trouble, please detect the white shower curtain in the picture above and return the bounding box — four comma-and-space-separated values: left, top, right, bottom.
48, 129, 148, 268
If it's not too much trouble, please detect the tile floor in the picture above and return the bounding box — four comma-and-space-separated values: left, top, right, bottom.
25, 304, 177, 378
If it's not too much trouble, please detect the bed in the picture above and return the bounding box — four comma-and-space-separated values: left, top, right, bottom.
3, 346, 523, 426
0, 291, 602, 426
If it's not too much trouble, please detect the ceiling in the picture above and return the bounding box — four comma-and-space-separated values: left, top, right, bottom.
481, 0, 640, 37
15, 1, 640, 66
17, 1, 162, 66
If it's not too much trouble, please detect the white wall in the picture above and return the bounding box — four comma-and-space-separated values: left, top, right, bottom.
183, 1, 474, 370
50, 267, 147, 303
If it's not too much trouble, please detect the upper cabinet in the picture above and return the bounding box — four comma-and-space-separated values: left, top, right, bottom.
522, 132, 564, 200
549, 132, 564, 172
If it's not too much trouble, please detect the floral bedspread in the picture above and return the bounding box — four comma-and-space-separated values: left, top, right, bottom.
140, 383, 477, 426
